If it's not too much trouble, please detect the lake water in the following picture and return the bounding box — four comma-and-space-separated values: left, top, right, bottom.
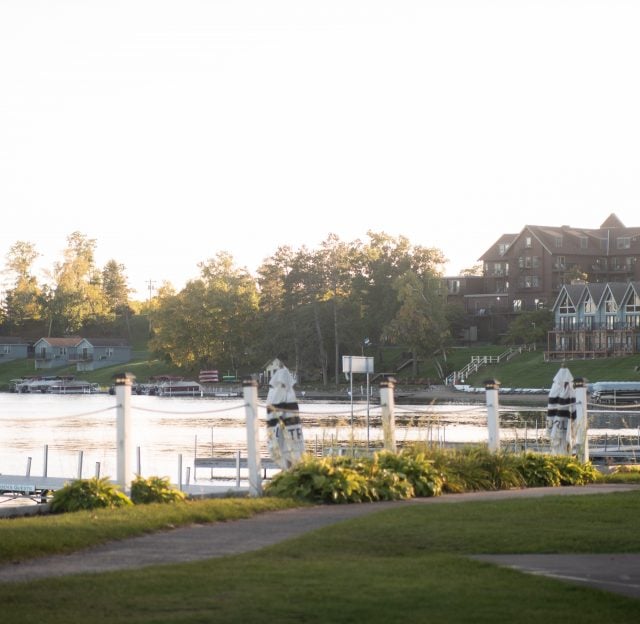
0, 394, 637, 484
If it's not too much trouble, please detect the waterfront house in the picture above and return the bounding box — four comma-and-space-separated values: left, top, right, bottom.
0, 337, 29, 362
546, 281, 640, 360
34, 336, 131, 371
75, 338, 131, 371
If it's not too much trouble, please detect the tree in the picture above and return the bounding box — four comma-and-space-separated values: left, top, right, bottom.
2, 241, 43, 332
502, 309, 553, 347
385, 270, 450, 378
149, 252, 260, 371
357, 232, 446, 360
102, 260, 131, 314
45, 232, 109, 335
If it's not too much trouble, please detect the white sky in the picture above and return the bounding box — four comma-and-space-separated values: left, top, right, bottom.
2, 1, 640, 299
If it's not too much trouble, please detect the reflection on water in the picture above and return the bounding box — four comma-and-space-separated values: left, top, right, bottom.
1, 394, 638, 482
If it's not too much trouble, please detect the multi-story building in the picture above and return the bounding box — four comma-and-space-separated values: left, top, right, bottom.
457, 213, 640, 341
547, 281, 640, 360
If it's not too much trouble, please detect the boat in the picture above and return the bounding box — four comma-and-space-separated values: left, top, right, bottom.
155, 380, 203, 397
47, 380, 101, 394
11, 376, 77, 394
590, 381, 640, 404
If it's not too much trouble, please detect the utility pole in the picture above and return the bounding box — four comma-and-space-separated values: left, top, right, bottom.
146, 279, 156, 301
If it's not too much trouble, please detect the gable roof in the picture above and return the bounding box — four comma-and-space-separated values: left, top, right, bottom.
601, 213, 625, 228
35, 337, 83, 347
477, 234, 518, 261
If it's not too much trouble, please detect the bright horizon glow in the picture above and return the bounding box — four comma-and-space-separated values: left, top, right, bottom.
2, 1, 640, 299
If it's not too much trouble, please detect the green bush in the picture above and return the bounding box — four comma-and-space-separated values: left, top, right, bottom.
515, 453, 563, 487
337, 455, 415, 501
265, 447, 602, 505
50, 477, 133, 513
376, 449, 444, 497
547, 456, 599, 485
265, 456, 373, 503
130, 476, 187, 504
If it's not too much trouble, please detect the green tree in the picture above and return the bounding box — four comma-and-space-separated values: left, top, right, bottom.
385, 270, 450, 378
357, 232, 446, 358
2, 241, 43, 332
150, 252, 259, 371
502, 309, 553, 347
45, 232, 109, 335
102, 260, 131, 314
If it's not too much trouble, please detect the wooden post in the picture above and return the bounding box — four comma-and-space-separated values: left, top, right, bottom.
484, 379, 501, 453
114, 372, 135, 493
380, 377, 397, 453
243, 377, 263, 496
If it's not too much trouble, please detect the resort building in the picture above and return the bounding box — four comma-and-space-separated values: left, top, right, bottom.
546, 281, 640, 360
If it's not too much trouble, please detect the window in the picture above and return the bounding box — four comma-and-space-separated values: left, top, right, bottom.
554, 256, 566, 270
448, 280, 460, 294
513, 299, 522, 311
525, 236, 532, 248
584, 294, 596, 314
626, 291, 640, 313
532, 256, 540, 268
579, 236, 588, 249
626, 315, 640, 329
498, 243, 509, 255
2, 345, 11, 354
558, 294, 575, 314
617, 237, 631, 249
555, 236, 563, 248
606, 315, 615, 330
605, 292, 618, 313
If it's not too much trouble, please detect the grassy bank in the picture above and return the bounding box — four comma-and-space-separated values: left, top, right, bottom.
1, 491, 639, 622
2, 345, 640, 392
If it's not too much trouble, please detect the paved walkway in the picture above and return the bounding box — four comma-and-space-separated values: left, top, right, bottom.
1, 484, 639, 599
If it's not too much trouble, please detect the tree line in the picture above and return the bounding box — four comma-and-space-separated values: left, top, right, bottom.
1, 230, 469, 385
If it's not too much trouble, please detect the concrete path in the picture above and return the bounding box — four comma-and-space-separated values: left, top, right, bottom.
1, 484, 639, 599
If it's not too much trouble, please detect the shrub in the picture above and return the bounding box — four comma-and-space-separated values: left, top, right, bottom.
264, 456, 373, 503
130, 476, 187, 504
50, 477, 132, 513
515, 453, 563, 487
376, 449, 444, 497
338, 455, 415, 501
547, 456, 599, 485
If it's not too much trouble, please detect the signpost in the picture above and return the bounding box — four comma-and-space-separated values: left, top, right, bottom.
342, 355, 374, 451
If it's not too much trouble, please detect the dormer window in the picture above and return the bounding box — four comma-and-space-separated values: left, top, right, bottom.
584, 294, 595, 314
605, 292, 618, 313
579, 236, 588, 249
558, 294, 575, 314
555, 236, 563, 248
626, 291, 640, 313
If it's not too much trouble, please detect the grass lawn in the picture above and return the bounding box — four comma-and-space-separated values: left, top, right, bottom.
1, 490, 639, 623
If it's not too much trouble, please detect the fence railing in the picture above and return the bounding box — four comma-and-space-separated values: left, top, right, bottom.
445, 344, 536, 386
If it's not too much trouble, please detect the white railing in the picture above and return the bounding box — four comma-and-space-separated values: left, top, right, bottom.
445, 345, 536, 385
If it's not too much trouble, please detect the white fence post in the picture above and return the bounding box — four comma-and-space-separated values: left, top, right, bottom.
243, 377, 263, 496
114, 372, 135, 493
484, 379, 501, 453
380, 377, 397, 453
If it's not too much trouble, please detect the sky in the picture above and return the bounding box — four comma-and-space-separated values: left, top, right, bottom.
2, 1, 640, 300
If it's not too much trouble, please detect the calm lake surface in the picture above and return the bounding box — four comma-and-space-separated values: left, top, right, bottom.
0, 394, 636, 483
